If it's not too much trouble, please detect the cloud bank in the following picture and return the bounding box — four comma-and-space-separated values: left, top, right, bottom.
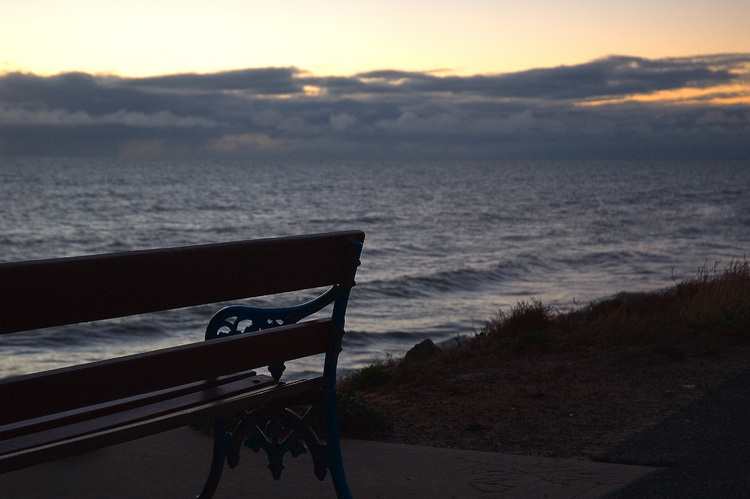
1, 55, 749, 159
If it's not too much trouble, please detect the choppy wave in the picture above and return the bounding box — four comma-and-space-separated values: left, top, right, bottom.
358, 260, 543, 300
1, 157, 749, 377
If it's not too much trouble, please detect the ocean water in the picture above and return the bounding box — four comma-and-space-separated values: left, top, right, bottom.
1, 157, 749, 378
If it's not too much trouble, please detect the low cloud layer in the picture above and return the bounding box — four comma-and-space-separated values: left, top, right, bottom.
1, 54, 749, 158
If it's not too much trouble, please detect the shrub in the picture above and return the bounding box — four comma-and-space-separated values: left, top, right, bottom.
336, 391, 393, 439
511, 329, 551, 353
487, 299, 553, 339
345, 363, 392, 392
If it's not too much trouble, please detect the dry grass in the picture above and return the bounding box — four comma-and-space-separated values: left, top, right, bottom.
345, 259, 750, 457
418, 259, 750, 370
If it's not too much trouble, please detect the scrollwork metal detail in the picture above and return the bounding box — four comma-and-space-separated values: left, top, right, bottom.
226, 403, 330, 481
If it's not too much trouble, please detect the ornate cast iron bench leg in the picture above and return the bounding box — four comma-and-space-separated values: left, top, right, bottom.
325, 389, 353, 499
196, 418, 229, 499
195, 238, 361, 498
196, 400, 353, 499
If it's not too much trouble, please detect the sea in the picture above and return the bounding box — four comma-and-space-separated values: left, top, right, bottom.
1, 157, 749, 378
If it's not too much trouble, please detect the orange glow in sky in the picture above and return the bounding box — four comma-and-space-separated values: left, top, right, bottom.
580, 84, 750, 107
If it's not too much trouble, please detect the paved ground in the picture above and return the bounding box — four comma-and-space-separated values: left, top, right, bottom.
3, 371, 749, 498
597, 371, 750, 498
0, 428, 653, 498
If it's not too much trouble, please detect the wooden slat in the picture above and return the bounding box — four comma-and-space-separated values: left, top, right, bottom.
0, 377, 325, 475
0, 230, 364, 335
0, 375, 277, 450
0, 320, 332, 425
0, 371, 266, 440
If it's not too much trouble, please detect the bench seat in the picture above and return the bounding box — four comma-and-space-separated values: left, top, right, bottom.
0, 372, 283, 473
0, 318, 334, 474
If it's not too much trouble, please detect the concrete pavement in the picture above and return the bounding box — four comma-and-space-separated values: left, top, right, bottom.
0, 427, 655, 498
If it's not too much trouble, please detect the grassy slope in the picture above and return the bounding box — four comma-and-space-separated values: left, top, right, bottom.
338, 260, 750, 455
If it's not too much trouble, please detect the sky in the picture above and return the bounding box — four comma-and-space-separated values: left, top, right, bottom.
1, 0, 749, 159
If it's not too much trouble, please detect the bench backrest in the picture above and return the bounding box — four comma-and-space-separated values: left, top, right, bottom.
0, 231, 364, 421
0, 231, 364, 335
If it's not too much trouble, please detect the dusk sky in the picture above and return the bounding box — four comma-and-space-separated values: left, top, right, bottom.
1, 0, 749, 158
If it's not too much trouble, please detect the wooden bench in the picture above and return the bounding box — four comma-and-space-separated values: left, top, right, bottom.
0, 230, 364, 498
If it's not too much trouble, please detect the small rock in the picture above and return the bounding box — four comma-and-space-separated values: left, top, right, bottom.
403, 339, 442, 364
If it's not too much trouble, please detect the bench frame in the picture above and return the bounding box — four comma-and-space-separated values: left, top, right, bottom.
0, 230, 364, 498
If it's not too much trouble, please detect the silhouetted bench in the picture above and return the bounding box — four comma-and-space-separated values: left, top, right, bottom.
0, 231, 364, 498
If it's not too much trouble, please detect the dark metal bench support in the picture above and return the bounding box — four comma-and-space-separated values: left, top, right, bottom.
196, 239, 362, 498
